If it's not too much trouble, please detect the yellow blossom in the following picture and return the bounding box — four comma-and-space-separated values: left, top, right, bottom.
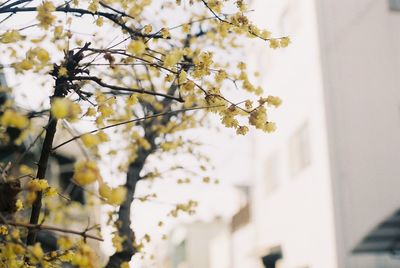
112, 234, 124, 252
57, 236, 74, 250
54, 26, 63, 38
73, 160, 100, 185
85, 107, 97, 117
0, 225, 8, 235
36, 1, 56, 29
44, 186, 57, 197
127, 40, 146, 55
280, 37, 291, 48
29, 243, 44, 260
1, 30, 23, 43
27, 179, 49, 191
160, 28, 170, 38
88, 0, 99, 12
266, 95, 282, 107
108, 186, 127, 205
143, 24, 152, 34
0, 109, 29, 129
236, 126, 249, 135
18, 59, 33, 70
58, 67, 68, 77
163, 50, 184, 67
264, 122, 277, 133
99, 183, 112, 199
51, 98, 81, 121
269, 39, 279, 49
15, 199, 23, 211
81, 133, 101, 148
96, 17, 104, 27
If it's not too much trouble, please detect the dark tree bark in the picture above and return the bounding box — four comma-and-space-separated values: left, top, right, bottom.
105, 151, 150, 268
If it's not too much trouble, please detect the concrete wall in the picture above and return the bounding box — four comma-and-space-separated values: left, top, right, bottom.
316, 0, 400, 267
249, 0, 337, 267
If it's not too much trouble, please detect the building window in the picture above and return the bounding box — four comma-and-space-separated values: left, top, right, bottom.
289, 122, 311, 176
264, 152, 280, 195
173, 240, 187, 268
389, 0, 400, 11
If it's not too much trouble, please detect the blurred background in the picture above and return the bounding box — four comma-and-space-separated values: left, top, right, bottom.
132, 0, 400, 267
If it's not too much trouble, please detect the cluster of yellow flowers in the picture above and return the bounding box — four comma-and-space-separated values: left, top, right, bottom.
163, 49, 185, 68
0, 109, 29, 129
73, 160, 101, 185
99, 183, 127, 205
95, 92, 116, 126
26, 179, 57, 204
111, 233, 124, 252
51, 98, 82, 121
192, 52, 213, 79
0, 30, 24, 43
168, 200, 198, 217
36, 1, 56, 29
127, 40, 147, 56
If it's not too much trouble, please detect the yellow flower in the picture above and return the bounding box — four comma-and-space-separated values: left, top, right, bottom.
36, 1, 56, 29
163, 50, 184, 67
88, 0, 99, 13
143, 24, 152, 34
51, 98, 81, 120
35, 48, 50, 63
96, 17, 104, 27
112, 234, 124, 252
279, 37, 291, 48
85, 107, 97, 116
51, 98, 69, 118
73, 160, 100, 185
264, 122, 276, 133
0, 109, 29, 129
126, 95, 138, 106
236, 126, 249, 135
19, 59, 33, 70
99, 183, 112, 199
269, 39, 279, 49
15, 199, 23, 211
29, 243, 44, 260
127, 40, 146, 55
108, 186, 127, 205
96, 131, 109, 142
58, 67, 68, 77
44, 186, 57, 197
98, 104, 114, 117
0, 225, 8, 235
261, 30, 271, 39
81, 133, 101, 148
54, 25, 63, 38
121, 262, 130, 268
57, 236, 73, 250
266, 95, 282, 107
1, 30, 23, 43
27, 179, 49, 191
160, 28, 170, 38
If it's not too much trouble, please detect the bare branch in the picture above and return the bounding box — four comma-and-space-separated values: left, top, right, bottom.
73, 76, 183, 102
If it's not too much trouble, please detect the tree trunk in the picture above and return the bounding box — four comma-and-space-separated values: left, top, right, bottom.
105, 152, 149, 268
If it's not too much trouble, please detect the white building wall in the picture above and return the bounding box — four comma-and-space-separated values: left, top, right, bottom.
316, 0, 400, 267
249, 0, 337, 267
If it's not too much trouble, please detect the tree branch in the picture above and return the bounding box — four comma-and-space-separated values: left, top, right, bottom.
4, 220, 103, 242
52, 105, 216, 152
73, 76, 183, 102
